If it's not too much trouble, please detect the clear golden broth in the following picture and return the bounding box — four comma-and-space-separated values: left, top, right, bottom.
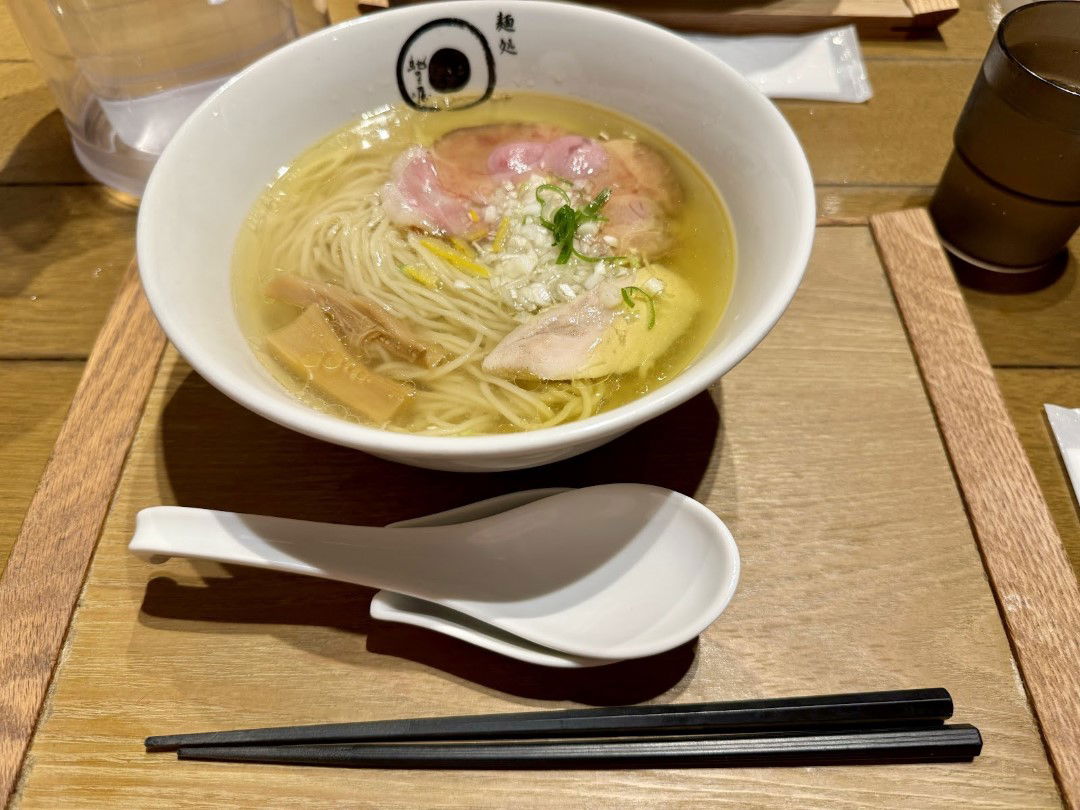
233, 92, 735, 433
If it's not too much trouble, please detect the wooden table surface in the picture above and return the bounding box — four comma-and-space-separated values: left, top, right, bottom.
8, 0, 1075, 579
12, 225, 1066, 808
0, 1, 1078, 804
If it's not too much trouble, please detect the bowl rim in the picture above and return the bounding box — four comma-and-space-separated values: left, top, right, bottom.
138, 0, 816, 460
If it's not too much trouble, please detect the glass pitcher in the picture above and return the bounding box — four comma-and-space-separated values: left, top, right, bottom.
9, 0, 309, 196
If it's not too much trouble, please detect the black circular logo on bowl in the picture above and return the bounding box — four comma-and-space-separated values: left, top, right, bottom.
428, 47, 471, 92
396, 18, 495, 111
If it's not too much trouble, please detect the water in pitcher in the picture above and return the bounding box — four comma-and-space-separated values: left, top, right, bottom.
9, 0, 300, 196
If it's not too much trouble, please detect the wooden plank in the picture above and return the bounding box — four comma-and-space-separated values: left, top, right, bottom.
932, 0, 994, 60
0, 265, 166, 806
13, 227, 1060, 808
0, 63, 89, 185
0, 3, 31, 62
631, 1, 959, 36
0, 362, 84, 575
619, 0, 922, 22
624, 0, 985, 60
862, 0, 991, 62
327, 0, 388, 24
997, 369, 1080, 576
871, 208, 1080, 810
291, 0, 330, 34
904, 0, 960, 18
633, 5, 917, 37
0, 185, 136, 359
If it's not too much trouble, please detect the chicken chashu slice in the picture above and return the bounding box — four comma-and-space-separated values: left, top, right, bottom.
266, 274, 443, 367
482, 265, 699, 381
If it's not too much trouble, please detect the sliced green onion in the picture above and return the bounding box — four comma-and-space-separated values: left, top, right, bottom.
535, 183, 572, 208
581, 188, 612, 220
572, 249, 629, 264
574, 250, 630, 266
620, 285, 656, 329
556, 237, 576, 264
571, 248, 603, 263
535, 186, 616, 266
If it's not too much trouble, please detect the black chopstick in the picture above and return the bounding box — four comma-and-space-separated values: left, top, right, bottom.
146, 688, 951, 751
176, 725, 982, 769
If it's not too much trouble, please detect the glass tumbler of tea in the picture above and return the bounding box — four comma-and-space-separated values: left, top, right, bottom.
8, 0, 306, 197
930, 0, 1080, 291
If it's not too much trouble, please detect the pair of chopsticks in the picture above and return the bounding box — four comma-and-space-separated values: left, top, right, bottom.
146, 688, 981, 769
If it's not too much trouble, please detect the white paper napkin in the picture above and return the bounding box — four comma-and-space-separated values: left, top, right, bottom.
1044, 404, 1080, 502
682, 25, 872, 103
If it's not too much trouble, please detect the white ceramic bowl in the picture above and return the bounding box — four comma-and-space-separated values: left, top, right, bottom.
138, 0, 814, 472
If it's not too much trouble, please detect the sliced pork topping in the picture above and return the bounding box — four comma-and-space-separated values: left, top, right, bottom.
593, 139, 681, 211
394, 125, 680, 258
432, 123, 568, 200
601, 194, 671, 257
484, 134, 610, 185
487, 141, 547, 180
540, 135, 609, 179
381, 146, 476, 237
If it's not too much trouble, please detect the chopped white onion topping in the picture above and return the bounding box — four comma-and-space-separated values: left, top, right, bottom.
471, 176, 621, 313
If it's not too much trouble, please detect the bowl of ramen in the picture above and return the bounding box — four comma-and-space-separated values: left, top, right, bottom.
138, 0, 814, 472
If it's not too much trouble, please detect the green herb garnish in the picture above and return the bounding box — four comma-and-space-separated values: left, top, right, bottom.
572, 249, 630, 264
537, 186, 614, 265
581, 188, 611, 219
621, 285, 656, 329
535, 183, 571, 208
572, 248, 604, 263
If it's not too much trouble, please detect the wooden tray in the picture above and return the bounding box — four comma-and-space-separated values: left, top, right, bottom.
330, 0, 960, 37
2, 211, 1079, 808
